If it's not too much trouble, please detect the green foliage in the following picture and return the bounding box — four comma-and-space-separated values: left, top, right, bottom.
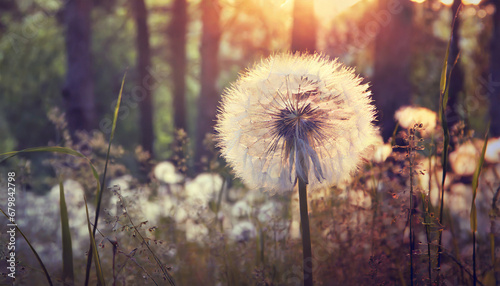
470, 128, 489, 232
59, 179, 75, 284
83, 195, 105, 286
0, 14, 63, 148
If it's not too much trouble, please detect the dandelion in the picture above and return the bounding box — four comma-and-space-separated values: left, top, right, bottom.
154, 161, 184, 184
361, 134, 391, 163
216, 53, 379, 193
216, 53, 378, 286
485, 137, 500, 163
231, 200, 252, 218
449, 140, 482, 176
230, 221, 256, 242
394, 106, 437, 135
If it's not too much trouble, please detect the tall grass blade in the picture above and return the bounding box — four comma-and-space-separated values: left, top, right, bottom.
437, 6, 461, 279
85, 72, 126, 284
471, 128, 489, 232
83, 195, 106, 286
0, 146, 103, 285
59, 179, 75, 284
471, 126, 489, 286
0, 209, 54, 286
0, 146, 101, 193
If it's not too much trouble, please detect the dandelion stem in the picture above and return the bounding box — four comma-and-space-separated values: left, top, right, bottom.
298, 176, 313, 286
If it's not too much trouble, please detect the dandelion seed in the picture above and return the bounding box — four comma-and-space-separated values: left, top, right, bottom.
216, 53, 378, 193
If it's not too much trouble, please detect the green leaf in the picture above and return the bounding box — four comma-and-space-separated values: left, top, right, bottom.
0, 146, 101, 196
110, 71, 126, 142
59, 179, 74, 284
83, 195, 105, 286
439, 41, 449, 99
470, 127, 489, 232
0, 208, 54, 286
86, 71, 126, 285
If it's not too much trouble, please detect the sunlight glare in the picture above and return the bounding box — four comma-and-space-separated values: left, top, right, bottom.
412, 0, 481, 5
314, 0, 363, 23
462, 0, 481, 4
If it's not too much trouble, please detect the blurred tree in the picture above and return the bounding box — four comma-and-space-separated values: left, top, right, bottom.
0, 0, 18, 31
447, 0, 463, 135
169, 0, 187, 133
489, 0, 500, 136
132, 0, 154, 156
371, 0, 413, 140
195, 0, 221, 171
62, 0, 95, 139
291, 0, 316, 53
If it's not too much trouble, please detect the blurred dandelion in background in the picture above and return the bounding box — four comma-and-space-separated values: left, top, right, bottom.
216, 53, 379, 193
394, 106, 437, 136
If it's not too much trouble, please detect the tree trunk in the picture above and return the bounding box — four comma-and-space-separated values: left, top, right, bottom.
291, 0, 316, 53
132, 0, 154, 156
447, 0, 463, 134
195, 0, 221, 171
371, 0, 413, 141
169, 0, 188, 133
490, 0, 500, 136
62, 0, 95, 139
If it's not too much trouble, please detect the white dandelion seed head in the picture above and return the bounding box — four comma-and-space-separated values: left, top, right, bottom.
364, 135, 392, 163
372, 143, 392, 163
231, 200, 252, 219
257, 200, 283, 223
230, 220, 257, 242
216, 53, 379, 193
449, 140, 482, 176
394, 106, 437, 134
485, 137, 500, 163
154, 161, 184, 184
185, 172, 223, 205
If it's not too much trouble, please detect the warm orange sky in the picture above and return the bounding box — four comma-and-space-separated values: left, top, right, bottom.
312, 0, 482, 13
310, 0, 482, 24
410, 0, 481, 4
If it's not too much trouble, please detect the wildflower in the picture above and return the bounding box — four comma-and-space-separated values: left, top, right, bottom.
394, 106, 437, 135
154, 161, 184, 184
216, 53, 378, 193
485, 137, 500, 163
449, 140, 482, 176
231, 200, 252, 218
185, 173, 223, 205
185, 219, 209, 244
257, 200, 283, 222
230, 221, 256, 242
369, 136, 392, 163
372, 143, 392, 163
